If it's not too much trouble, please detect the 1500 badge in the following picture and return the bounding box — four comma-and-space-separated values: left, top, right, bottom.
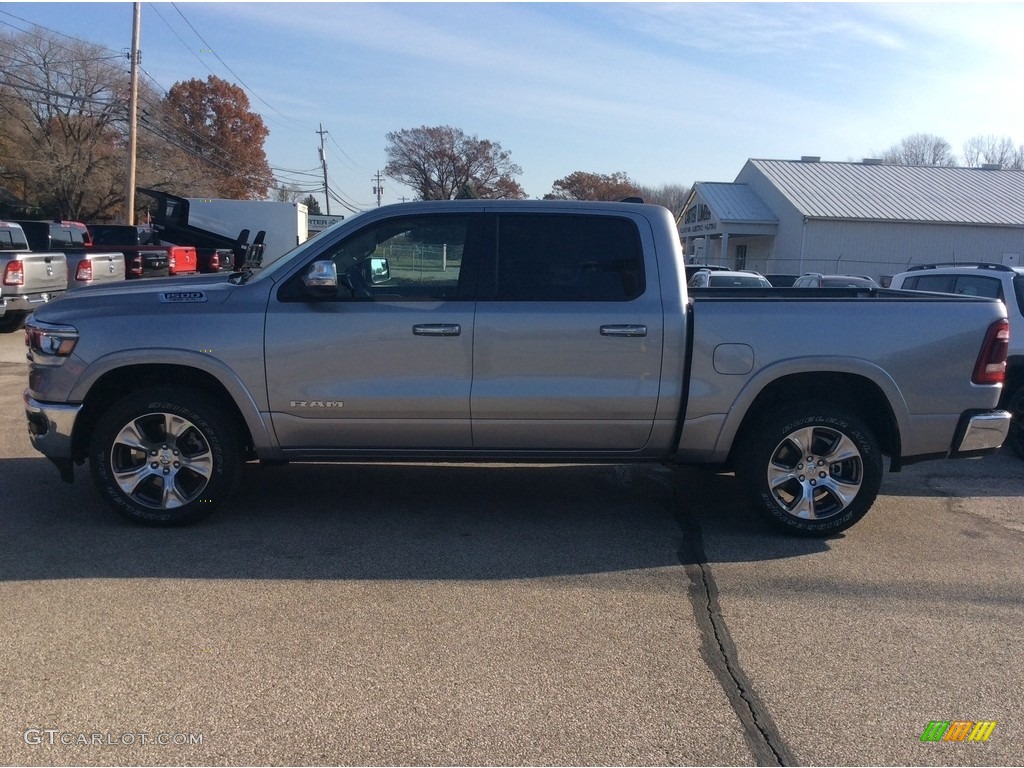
160, 291, 207, 303
290, 401, 344, 408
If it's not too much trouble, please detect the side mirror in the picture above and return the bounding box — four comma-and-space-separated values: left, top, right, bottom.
369, 257, 390, 284
302, 260, 338, 297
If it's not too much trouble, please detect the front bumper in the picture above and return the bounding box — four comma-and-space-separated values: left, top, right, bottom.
952, 409, 1012, 457
24, 391, 82, 482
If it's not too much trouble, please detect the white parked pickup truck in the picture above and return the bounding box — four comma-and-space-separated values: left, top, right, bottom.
23, 200, 1012, 535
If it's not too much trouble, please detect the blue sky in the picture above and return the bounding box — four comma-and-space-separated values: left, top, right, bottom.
3, 2, 1024, 209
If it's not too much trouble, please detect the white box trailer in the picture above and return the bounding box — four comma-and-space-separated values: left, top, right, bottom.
185, 199, 308, 262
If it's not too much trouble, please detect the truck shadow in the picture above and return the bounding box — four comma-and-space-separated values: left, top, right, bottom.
3, 458, 834, 583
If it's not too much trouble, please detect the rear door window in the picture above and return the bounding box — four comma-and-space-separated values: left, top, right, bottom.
491, 214, 644, 301
901, 275, 955, 293
951, 275, 1002, 299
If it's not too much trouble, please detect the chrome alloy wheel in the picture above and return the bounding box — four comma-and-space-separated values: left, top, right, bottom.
765, 424, 864, 520
109, 411, 214, 510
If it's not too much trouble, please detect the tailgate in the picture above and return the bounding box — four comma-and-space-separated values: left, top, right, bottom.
68, 250, 126, 286
2, 252, 67, 295
140, 250, 169, 269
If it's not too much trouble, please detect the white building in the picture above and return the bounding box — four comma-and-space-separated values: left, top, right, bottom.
679, 157, 1024, 282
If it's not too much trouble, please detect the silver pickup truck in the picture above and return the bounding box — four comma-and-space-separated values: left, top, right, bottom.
0, 221, 67, 332
11, 219, 126, 290
23, 200, 1012, 535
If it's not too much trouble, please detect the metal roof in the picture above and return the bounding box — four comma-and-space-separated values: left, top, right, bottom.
694, 182, 778, 223
744, 159, 1024, 225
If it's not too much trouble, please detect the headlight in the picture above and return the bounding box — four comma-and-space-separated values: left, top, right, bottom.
25, 318, 79, 366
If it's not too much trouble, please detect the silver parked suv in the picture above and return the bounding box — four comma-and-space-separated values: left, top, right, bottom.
889, 262, 1024, 459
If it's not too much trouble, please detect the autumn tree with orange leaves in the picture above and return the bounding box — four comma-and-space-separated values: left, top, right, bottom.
544, 171, 640, 201
163, 75, 274, 199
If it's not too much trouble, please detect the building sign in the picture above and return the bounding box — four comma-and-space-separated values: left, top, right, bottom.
307, 214, 345, 236
680, 201, 719, 235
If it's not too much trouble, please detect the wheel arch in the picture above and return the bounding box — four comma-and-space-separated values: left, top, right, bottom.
725, 369, 903, 470
71, 364, 261, 464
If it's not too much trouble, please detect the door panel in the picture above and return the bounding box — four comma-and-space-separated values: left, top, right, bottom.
266, 213, 477, 450
266, 300, 474, 448
471, 213, 663, 451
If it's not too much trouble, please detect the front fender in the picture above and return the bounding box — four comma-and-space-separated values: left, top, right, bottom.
68, 347, 277, 456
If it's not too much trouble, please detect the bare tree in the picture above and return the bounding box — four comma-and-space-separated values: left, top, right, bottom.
384, 126, 525, 200
876, 133, 958, 167
962, 134, 1024, 169
637, 183, 691, 217
274, 184, 305, 203
544, 171, 640, 201
0, 27, 128, 219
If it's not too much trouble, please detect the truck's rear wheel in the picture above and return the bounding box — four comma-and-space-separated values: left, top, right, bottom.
1005, 385, 1024, 460
89, 388, 240, 525
739, 404, 883, 536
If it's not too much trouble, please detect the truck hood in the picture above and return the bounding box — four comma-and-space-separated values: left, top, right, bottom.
29, 273, 238, 325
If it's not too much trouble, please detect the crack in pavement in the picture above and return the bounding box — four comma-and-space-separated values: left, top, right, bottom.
665, 475, 796, 766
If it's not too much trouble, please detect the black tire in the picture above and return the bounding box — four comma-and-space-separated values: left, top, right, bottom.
89, 387, 241, 525
0, 311, 28, 333
1005, 385, 1024, 460
738, 403, 883, 536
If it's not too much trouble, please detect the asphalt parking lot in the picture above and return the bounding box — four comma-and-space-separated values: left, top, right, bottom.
1, 328, 1022, 766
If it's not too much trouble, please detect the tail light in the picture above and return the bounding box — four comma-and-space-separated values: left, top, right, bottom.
130, 255, 142, 277
210, 252, 220, 270
972, 319, 1009, 385
168, 255, 176, 271
4, 260, 24, 286
75, 261, 93, 282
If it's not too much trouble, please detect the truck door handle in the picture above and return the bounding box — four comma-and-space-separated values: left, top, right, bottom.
413, 324, 461, 337
600, 324, 647, 337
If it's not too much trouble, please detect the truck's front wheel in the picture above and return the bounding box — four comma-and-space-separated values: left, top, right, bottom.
739, 404, 883, 536
89, 388, 241, 525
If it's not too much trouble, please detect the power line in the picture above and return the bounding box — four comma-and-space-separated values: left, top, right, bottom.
0, 9, 123, 57
326, 172, 369, 211
1, 7, 325, 203
327, 131, 366, 174
0, 26, 124, 63
148, 4, 219, 78
169, 2, 307, 132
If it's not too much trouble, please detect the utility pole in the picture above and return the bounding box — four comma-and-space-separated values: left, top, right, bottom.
316, 123, 330, 215
372, 171, 384, 207
124, 2, 141, 225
